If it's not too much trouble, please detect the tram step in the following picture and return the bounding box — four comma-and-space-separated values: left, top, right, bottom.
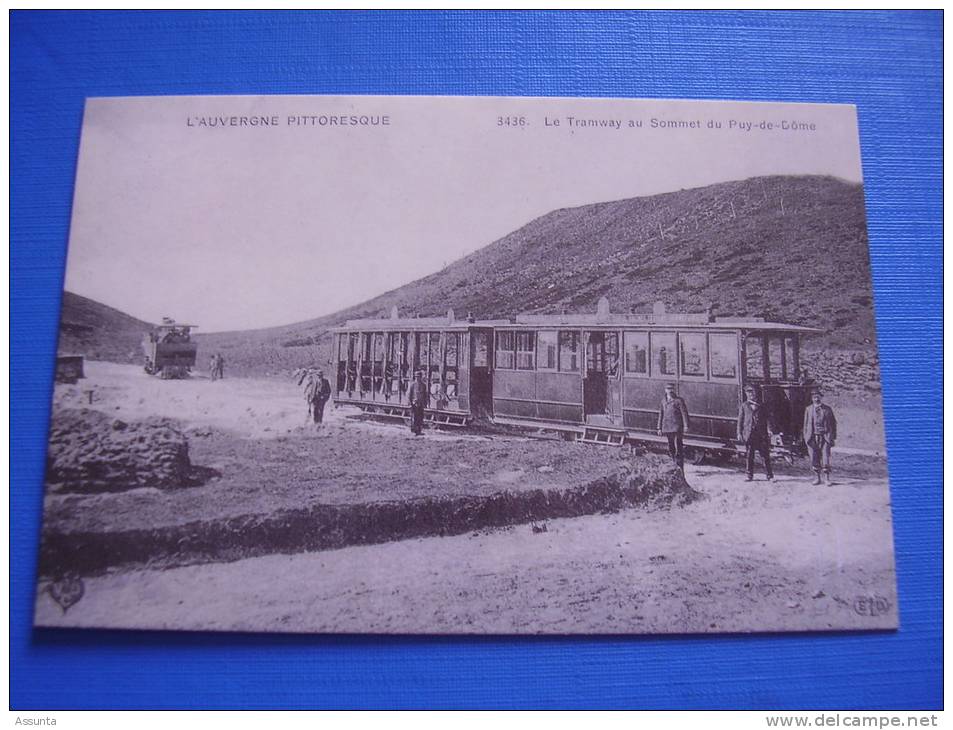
580, 427, 626, 447
428, 412, 469, 427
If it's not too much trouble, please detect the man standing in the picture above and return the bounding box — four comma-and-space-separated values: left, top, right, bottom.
803, 388, 837, 485
408, 369, 429, 436
309, 369, 332, 426
737, 384, 774, 482
657, 382, 691, 469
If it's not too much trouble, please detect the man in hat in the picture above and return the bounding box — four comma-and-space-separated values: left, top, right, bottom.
309, 368, 332, 425
408, 369, 429, 436
802, 388, 837, 485
737, 384, 774, 481
657, 382, 691, 469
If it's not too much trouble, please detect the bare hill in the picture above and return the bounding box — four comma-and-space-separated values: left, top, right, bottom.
57, 291, 153, 364
198, 175, 878, 375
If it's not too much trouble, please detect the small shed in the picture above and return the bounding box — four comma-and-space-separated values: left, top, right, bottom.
55, 355, 85, 384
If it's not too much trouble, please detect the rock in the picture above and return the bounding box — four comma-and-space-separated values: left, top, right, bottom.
46, 408, 192, 494
537, 465, 555, 473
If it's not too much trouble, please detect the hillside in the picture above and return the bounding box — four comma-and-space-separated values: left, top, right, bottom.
56, 291, 153, 364
197, 175, 878, 375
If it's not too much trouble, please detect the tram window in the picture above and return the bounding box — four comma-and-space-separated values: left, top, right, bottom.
347, 333, 359, 392
445, 333, 458, 367
473, 331, 489, 367
337, 335, 347, 393
359, 333, 372, 392
389, 332, 401, 364
417, 332, 430, 371
397, 333, 410, 397
516, 332, 536, 370
651, 332, 677, 376
679, 333, 707, 378
710, 333, 739, 379
538, 331, 558, 370
429, 332, 441, 373
745, 335, 765, 379
371, 333, 385, 393
361, 332, 372, 361
559, 331, 580, 372
784, 336, 798, 380
385, 334, 399, 396
768, 337, 784, 380
496, 331, 515, 369
624, 331, 648, 376
605, 333, 620, 375
445, 333, 459, 401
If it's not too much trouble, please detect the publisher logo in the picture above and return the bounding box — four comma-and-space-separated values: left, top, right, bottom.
853, 595, 891, 617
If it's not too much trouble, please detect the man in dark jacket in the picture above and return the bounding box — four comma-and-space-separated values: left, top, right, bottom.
408, 369, 429, 436
803, 388, 837, 485
737, 384, 774, 481
309, 369, 332, 425
657, 382, 691, 469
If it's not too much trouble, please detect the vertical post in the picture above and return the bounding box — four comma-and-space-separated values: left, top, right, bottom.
382, 332, 390, 400
739, 333, 747, 394
439, 331, 447, 404
335, 334, 342, 394
356, 332, 365, 397
397, 332, 410, 403
793, 335, 800, 378
581, 330, 589, 412
762, 334, 771, 382
407, 332, 417, 405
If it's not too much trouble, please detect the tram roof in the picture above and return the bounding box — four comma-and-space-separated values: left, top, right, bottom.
333, 313, 821, 334
333, 317, 510, 332
506, 313, 821, 332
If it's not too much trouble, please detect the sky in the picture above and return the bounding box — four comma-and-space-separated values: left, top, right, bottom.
64, 95, 864, 332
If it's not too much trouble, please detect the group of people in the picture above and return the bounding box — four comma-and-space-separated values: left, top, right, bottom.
657, 382, 837, 484
208, 353, 226, 381
300, 368, 429, 433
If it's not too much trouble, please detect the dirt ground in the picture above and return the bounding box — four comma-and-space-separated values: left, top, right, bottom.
35, 361, 898, 634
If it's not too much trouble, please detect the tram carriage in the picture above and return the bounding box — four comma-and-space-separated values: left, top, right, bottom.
331, 300, 821, 460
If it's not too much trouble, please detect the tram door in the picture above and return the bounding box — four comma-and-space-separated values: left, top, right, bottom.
469, 328, 494, 419
584, 331, 621, 425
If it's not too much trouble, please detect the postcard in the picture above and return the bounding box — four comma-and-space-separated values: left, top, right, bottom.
35, 95, 896, 633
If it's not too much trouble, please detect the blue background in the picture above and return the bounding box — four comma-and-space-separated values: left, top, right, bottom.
11, 10, 942, 710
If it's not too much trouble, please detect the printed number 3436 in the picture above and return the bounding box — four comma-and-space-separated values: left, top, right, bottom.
497, 116, 527, 127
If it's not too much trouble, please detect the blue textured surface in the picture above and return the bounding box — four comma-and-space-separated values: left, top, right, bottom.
10, 11, 942, 709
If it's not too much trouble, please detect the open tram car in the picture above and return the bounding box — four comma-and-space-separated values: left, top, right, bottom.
331, 301, 820, 460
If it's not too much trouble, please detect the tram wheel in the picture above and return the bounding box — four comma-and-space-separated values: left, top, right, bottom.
686, 447, 708, 466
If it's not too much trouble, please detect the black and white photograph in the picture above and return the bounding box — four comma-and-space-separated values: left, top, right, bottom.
35, 94, 897, 634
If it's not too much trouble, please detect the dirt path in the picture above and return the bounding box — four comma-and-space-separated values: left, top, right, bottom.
35, 461, 897, 634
